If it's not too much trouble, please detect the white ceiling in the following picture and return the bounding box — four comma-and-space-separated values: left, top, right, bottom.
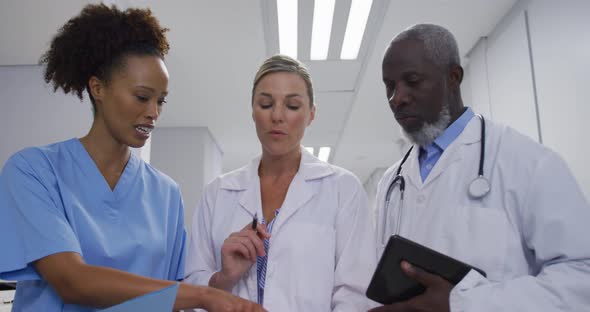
0, 0, 518, 183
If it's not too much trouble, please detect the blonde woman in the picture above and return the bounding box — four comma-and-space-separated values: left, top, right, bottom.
185, 55, 377, 311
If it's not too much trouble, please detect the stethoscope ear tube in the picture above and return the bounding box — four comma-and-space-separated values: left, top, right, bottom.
477, 114, 485, 177
469, 114, 490, 199
382, 147, 413, 245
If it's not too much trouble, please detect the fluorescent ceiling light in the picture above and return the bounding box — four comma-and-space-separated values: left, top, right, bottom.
318, 147, 331, 162
340, 0, 373, 60
310, 0, 336, 60
304, 147, 315, 155
277, 0, 298, 58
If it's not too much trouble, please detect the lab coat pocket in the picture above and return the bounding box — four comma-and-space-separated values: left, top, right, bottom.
449, 206, 510, 282
282, 222, 335, 309
294, 295, 330, 312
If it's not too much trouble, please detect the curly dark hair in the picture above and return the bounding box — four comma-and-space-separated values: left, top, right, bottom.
40, 3, 170, 109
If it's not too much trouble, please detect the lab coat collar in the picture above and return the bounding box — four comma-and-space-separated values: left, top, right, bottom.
457, 114, 483, 145
219, 146, 335, 190
219, 146, 335, 219
405, 115, 483, 189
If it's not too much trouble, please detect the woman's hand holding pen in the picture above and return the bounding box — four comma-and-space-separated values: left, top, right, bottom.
212, 218, 271, 291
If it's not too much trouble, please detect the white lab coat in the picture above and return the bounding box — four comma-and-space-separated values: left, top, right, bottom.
375, 116, 590, 311
185, 148, 377, 311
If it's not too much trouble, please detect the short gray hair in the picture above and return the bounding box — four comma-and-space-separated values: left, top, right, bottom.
252, 54, 314, 106
392, 24, 460, 68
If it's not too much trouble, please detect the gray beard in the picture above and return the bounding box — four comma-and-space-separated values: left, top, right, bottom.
401, 104, 451, 147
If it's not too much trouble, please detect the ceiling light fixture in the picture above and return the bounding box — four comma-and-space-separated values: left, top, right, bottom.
310, 0, 336, 60
277, 0, 298, 58
340, 0, 373, 60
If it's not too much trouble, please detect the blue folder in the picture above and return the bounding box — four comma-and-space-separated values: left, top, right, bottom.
99, 283, 178, 312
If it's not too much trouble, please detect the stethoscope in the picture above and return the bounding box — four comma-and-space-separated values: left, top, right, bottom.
381, 114, 490, 244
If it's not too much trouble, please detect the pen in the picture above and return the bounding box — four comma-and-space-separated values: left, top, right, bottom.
251, 213, 258, 232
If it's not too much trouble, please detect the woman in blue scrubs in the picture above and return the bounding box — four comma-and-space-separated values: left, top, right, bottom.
0, 4, 263, 312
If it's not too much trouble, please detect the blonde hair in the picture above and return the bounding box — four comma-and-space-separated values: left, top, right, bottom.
252, 54, 314, 106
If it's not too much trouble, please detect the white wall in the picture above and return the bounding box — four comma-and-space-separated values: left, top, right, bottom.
0, 65, 93, 166
486, 9, 539, 142
465, 38, 493, 119
0, 65, 151, 166
0, 66, 210, 229
527, 0, 590, 200
150, 127, 223, 232
465, 0, 590, 200
467, 10, 540, 143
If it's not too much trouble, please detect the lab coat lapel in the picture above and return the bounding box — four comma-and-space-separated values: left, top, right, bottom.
235, 157, 261, 218
421, 142, 463, 186
271, 149, 333, 232
404, 147, 423, 190
233, 159, 260, 297
422, 117, 482, 186
270, 171, 314, 232
238, 181, 260, 217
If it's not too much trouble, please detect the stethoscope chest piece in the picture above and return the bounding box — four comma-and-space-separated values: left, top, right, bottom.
468, 175, 490, 199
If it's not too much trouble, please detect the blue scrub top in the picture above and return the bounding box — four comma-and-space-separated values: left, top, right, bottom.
0, 138, 187, 312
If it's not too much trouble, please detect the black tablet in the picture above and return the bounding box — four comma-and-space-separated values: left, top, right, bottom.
366, 235, 486, 305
